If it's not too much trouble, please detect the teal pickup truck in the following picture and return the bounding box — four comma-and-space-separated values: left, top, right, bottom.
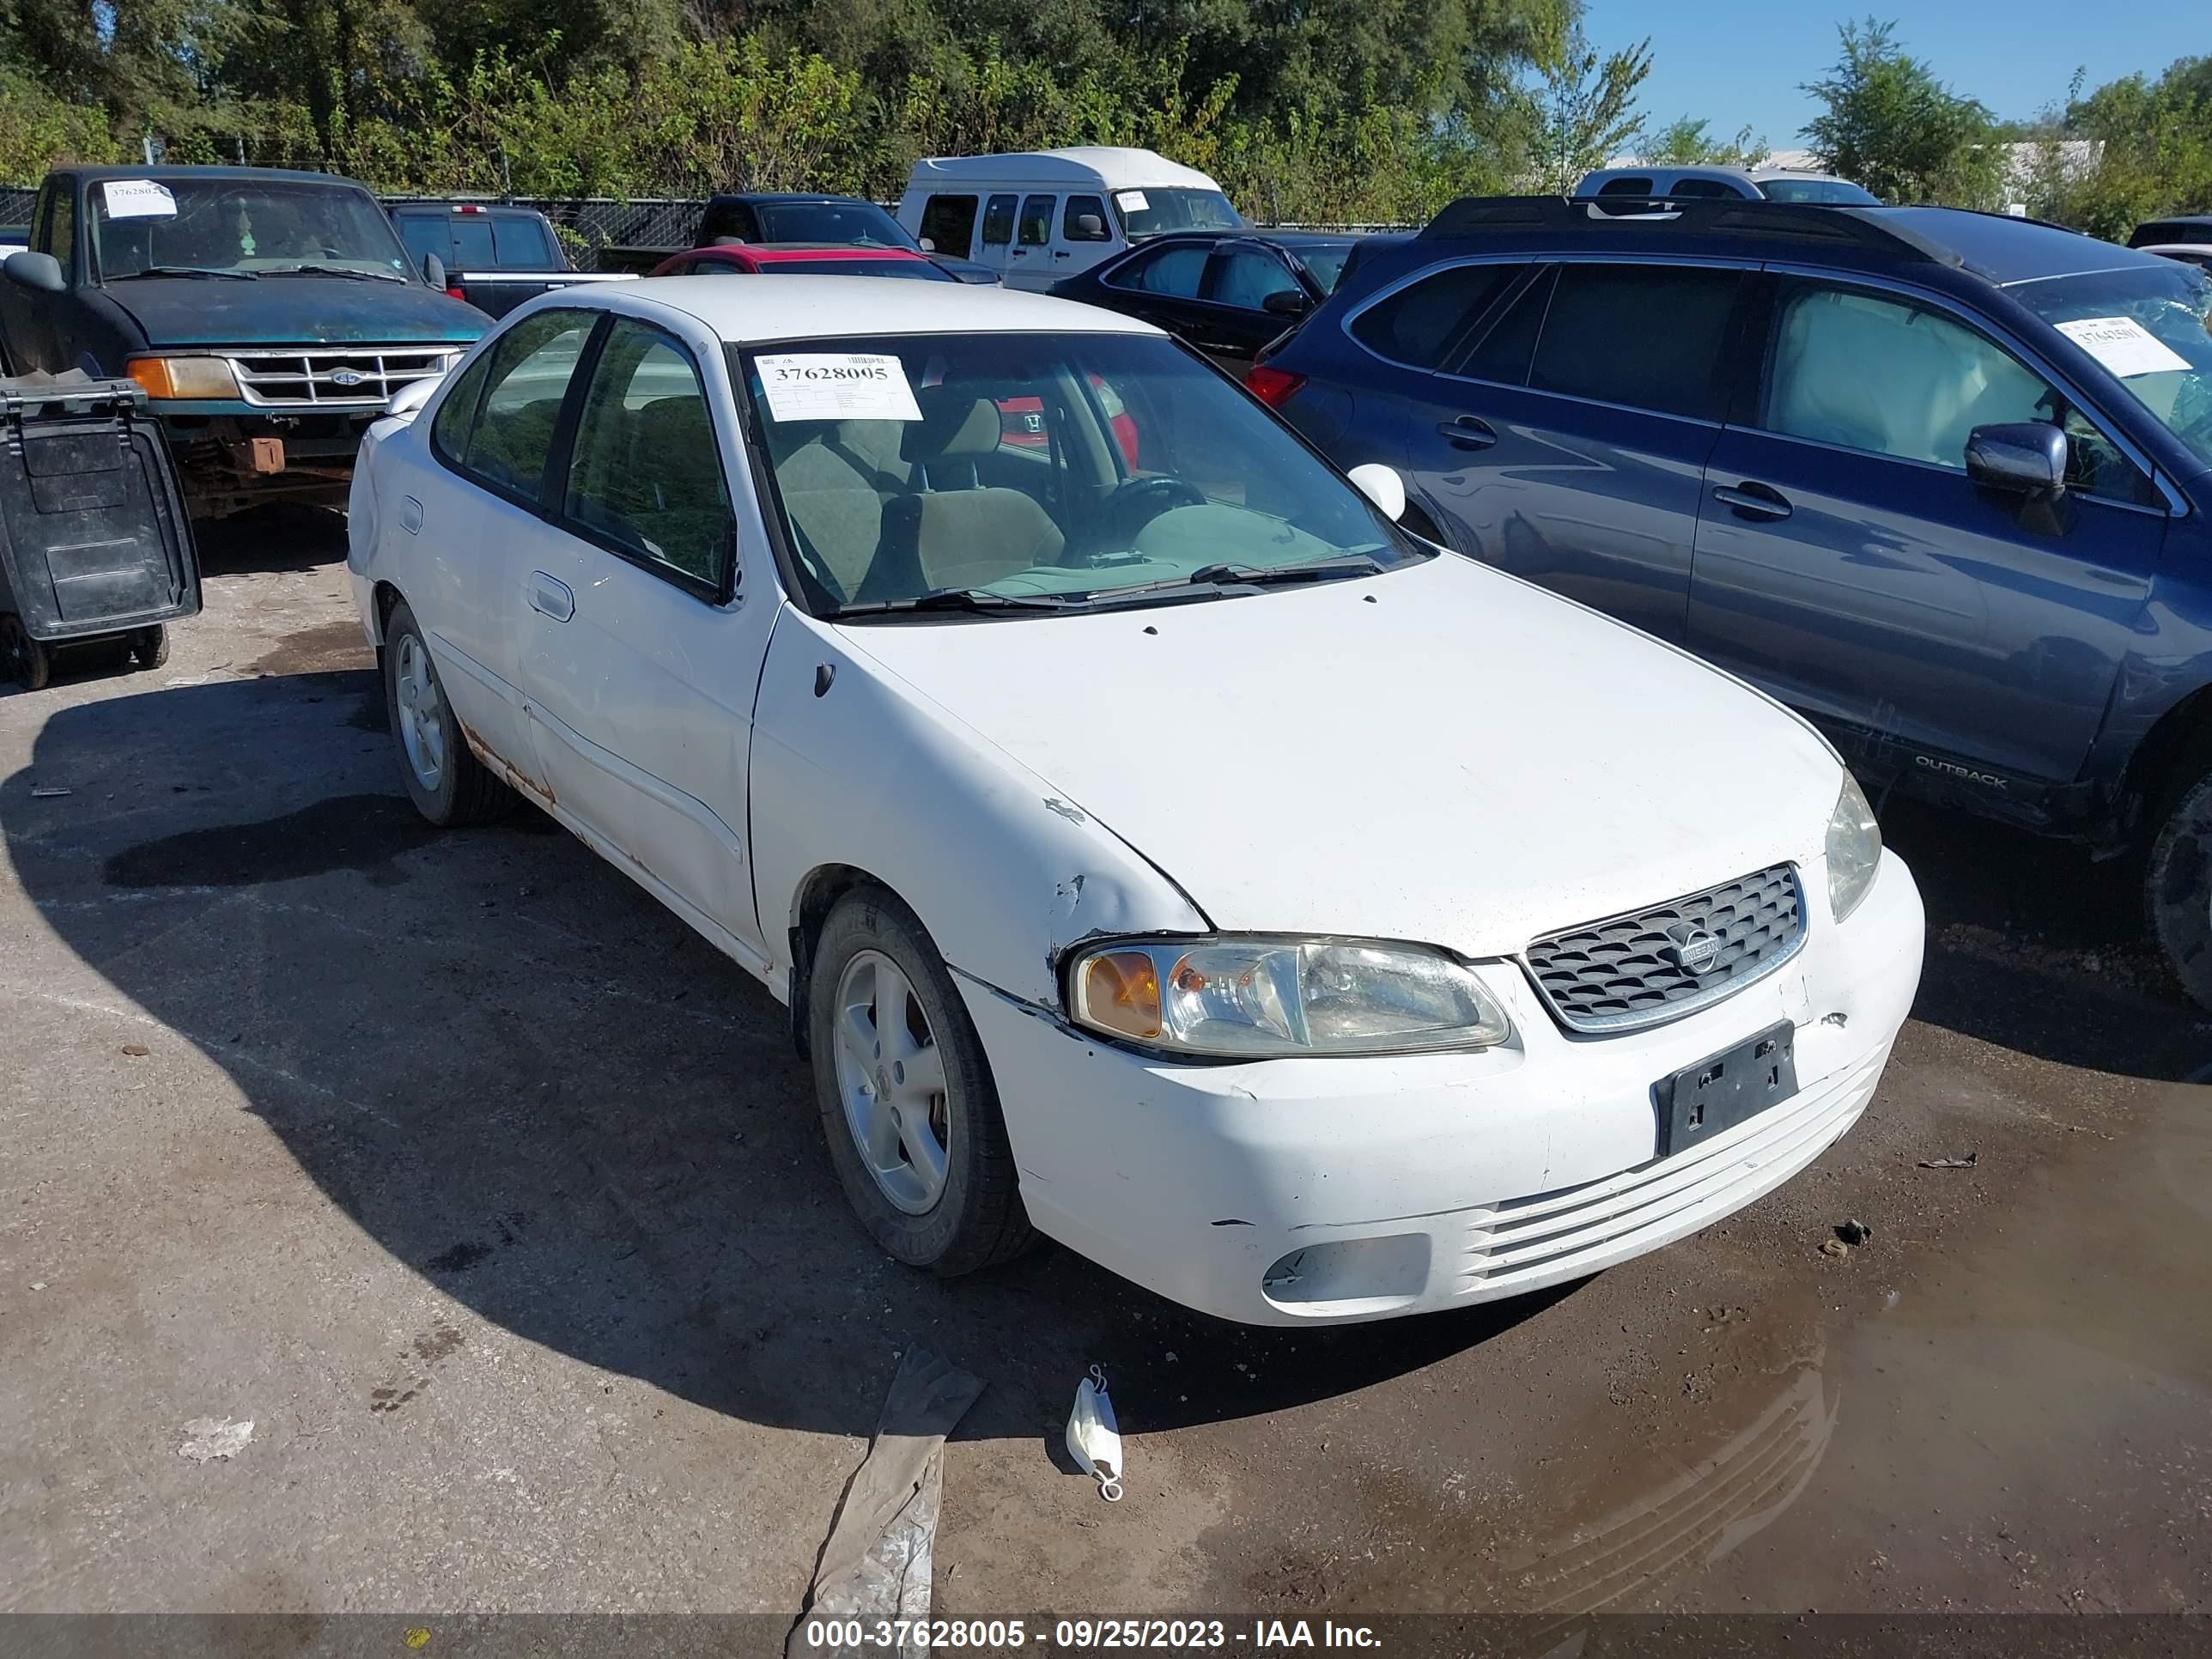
0, 167, 486, 518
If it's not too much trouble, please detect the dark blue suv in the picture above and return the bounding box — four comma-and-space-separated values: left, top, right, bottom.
1253, 197, 2212, 1007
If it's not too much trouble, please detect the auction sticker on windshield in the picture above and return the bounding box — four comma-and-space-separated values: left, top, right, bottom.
2056, 315, 2191, 379
1115, 191, 1150, 213
101, 179, 178, 220
756, 354, 922, 422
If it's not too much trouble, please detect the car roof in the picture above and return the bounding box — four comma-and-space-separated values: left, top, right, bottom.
1580, 165, 1757, 187
906, 148, 1222, 191
612, 274, 1163, 342
62, 164, 373, 188
2140, 215, 2212, 228
717, 245, 930, 261
1410, 197, 2167, 289
719, 193, 886, 207
1259, 230, 1356, 247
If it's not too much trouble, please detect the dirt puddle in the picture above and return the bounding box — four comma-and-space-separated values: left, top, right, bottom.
1496, 1080, 2212, 1614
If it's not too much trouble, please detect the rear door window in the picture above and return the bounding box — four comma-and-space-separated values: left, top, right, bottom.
1104, 243, 1208, 297
443, 309, 596, 501
1596, 177, 1653, 197
921, 194, 978, 258
1018, 195, 1056, 247
1526, 264, 1744, 420
1208, 246, 1301, 311
1349, 262, 1528, 371
981, 194, 1017, 248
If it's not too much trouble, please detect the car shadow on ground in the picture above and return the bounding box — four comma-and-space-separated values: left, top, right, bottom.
193, 503, 349, 575
1881, 795, 2211, 1081
7, 666, 1579, 1448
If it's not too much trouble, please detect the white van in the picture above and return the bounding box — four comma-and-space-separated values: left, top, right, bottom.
896, 147, 1242, 291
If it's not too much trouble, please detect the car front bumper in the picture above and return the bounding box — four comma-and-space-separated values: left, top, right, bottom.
957, 849, 1923, 1326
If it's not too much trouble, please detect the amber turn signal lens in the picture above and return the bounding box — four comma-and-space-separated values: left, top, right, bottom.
125, 356, 240, 400
1079, 950, 1162, 1040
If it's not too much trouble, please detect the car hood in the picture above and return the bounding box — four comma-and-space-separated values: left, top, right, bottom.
840, 554, 1844, 959
100, 277, 487, 349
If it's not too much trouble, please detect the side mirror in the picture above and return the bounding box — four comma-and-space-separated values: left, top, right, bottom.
1074, 214, 1105, 240
1966, 422, 2067, 495
918, 236, 937, 252
1346, 462, 1407, 523
421, 252, 447, 290
1262, 288, 1310, 319
4, 251, 66, 293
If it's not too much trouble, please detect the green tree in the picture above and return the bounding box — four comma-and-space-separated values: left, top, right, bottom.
1800, 17, 2002, 206
1644, 116, 1765, 168
1523, 6, 1650, 193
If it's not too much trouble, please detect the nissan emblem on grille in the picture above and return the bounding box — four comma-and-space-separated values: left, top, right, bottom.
1523, 864, 1806, 1034
1664, 921, 1723, 975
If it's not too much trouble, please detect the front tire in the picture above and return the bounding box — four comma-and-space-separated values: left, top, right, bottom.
807, 886, 1034, 1275
2148, 763, 2212, 1012
127, 624, 170, 671
382, 599, 513, 827
0, 614, 51, 692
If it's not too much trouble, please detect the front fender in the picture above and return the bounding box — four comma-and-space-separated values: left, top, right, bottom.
750, 606, 1210, 1009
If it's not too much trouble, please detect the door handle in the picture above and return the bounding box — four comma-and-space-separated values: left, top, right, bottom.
1053, 250, 1072, 259
528, 571, 574, 623
1436, 416, 1498, 451
1714, 482, 1793, 521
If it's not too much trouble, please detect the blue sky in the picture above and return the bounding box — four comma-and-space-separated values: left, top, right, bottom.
1582, 3, 2205, 154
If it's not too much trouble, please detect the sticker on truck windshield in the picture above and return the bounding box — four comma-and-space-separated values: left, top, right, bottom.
1115, 191, 1150, 213
2055, 316, 2191, 379
755, 354, 923, 422
100, 179, 179, 220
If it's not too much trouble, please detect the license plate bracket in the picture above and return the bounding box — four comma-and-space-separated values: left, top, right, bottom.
1656, 1021, 1798, 1158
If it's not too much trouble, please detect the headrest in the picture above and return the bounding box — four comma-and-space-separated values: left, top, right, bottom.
902, 386, 1003, 463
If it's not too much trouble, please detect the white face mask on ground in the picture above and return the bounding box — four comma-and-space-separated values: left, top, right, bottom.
1066, 1364, 1124, 1502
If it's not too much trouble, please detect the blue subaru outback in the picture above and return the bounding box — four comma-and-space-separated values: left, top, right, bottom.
1252, 197, 2212, 1007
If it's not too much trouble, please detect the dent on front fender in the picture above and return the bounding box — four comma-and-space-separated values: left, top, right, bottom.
750, 613, 1209, 1008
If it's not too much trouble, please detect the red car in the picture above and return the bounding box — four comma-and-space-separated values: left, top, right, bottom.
647, 244, 957, 281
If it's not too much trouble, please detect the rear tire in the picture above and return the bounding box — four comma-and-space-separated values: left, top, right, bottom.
2147, 763, 2212, 1012
0, 614, 51, 692
381, 599, 514, 827
806, 885, 1035, 1275
128, 624, 170, 671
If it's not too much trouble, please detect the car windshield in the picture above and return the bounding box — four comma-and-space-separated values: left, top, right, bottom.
89, 177, 411, 280
1114, 188, 1243, 240
761, 258, 951, 281
1284, 241, 1355, 294
1758, 177, 1882, 204
2012, 261, 2212, 471
739, 331, 1423, 617
753, 200, 918, 249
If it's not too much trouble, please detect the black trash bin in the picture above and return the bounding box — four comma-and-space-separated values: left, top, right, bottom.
0, 374, 200, 691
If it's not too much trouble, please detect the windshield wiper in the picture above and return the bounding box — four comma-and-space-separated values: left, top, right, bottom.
261, 264, 406, 283
1183, 552, 1390, 587
832, 588, 1079, 619
106, 266, 258, 282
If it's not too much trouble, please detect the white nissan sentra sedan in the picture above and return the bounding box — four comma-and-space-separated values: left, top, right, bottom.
348, 278, 1925, 1325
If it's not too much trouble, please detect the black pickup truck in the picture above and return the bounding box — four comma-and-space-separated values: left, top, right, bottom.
387, 201, 635, 319
0, 166, 485, 518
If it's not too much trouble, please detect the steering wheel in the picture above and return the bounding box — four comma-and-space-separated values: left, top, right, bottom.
1097, 475, 1206, 552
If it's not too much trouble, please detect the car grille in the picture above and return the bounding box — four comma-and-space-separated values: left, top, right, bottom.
1523, 863, 1805, 1034
228, 348, 456, 408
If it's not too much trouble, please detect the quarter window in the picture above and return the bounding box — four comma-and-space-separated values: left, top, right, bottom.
1761, 282, 2154, 501
1063, 195, 1110, 242
37, 187, 74, 278
920, 194, 978, 259
563, 318, 733, 592
981, 194, 1017, 248
439, 308, 594, 499
1018, 195, 1055, 247
1350, 263, 1527, 371
1527, 264, 1742, 421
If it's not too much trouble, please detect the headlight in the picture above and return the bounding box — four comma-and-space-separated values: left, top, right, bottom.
1826, 772, 1882, 923
1066, 935, 1512, 1058
126, 356, 241, 400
